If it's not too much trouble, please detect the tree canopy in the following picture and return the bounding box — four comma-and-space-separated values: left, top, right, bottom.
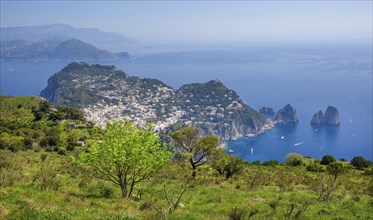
82, 120, 171, 198
170, 127, 219, 178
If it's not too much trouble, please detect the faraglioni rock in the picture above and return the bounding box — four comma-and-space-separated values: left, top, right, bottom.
311, 110, 325, 125
311, 106, 340, 125
275, 104, 299, 124
259, 107, 275, 114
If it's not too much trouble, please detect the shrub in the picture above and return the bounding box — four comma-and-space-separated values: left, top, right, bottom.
351, 156, 371, 169
251, 160, 261, 166
100, 185, 114, 198
210, 150, 245, 179
285, 153, 304, 166
306, 162, 325, 172
229, 206, 246, 220
320, 155, 336, 165
327, 162, 345, 180
262, 160, 280, 166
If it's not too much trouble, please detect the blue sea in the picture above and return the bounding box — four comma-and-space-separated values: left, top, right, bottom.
1, 45, 372, 162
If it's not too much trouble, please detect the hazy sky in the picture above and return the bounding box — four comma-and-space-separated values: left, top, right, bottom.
1, 1, 372, 44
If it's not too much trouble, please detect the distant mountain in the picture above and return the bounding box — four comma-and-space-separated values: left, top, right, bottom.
40, 62, 274, 141
0, 39, 129, 61
0, 23, 132, 48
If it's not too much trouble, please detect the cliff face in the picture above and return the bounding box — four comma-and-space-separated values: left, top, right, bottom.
275, 104, 299, 124
311, 110, 324, 125
40, 62, 274, 141
311, 106, 340, 125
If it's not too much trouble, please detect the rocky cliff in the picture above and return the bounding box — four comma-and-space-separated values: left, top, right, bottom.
40, 62, 274, 141
275, 104, 299, 124
311, 106, 340, 125
311, 110, 324, 125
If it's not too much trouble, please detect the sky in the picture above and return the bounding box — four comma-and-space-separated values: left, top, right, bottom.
1, 1, 372, 44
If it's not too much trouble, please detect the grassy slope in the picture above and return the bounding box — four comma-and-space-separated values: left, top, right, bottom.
1, 150, 372, 220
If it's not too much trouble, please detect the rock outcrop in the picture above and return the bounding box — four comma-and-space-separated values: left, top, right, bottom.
311, 106, 340, 125
311, 110, 324, 125
259, 107, 275, 114
40, 62, 274, 141
275, 104, 299, 124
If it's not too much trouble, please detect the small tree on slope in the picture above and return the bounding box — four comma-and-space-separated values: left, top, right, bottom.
81, 120, 171, 198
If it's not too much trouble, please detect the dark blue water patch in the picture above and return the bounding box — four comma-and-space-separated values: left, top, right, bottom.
0, 61, 69, 96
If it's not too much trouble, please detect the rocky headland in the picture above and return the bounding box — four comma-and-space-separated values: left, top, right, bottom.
40, 62, 275, 142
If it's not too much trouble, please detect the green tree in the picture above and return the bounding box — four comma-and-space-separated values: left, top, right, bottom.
285, 153, 304, 166
82, 120, 171, 198
210, 150, 245, 179
350, 156, 371, 169
57, 106, 85, 121
320, 155, 336, 165
170, 128, 219, 178
327, 162, 345, 181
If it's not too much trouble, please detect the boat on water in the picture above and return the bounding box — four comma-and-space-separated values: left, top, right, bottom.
281, 136, 285, 140
250, 148, 253, 155
228, 149, 234, 153
294, 142, 304, 146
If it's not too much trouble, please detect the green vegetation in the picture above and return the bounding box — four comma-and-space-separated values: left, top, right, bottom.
321, 155, 336, 165
1, 96, 372, 219
170, 128, 219, 178
80, 121, 171, 198
0, 95, 93, 153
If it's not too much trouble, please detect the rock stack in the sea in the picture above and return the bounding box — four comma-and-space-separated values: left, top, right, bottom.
259, 107, 275, 114
311, 110, 324, 125
275, 104, 299, 124
311, 106, 340, 125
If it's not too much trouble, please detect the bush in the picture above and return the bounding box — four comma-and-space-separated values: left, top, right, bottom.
99, 185, 114, 198
210, 151, 245, 179
327, 162, 345, 180
262, 160, 280, 166
351, 156, 371, 169
251, 160, 260, 166
285, 153, 303, 166
320, 155, 336, 165
229, 206, 246, 220
306, 162, 325, 172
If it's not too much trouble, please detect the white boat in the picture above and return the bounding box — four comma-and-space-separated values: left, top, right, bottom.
281, 136, 285, 140
228, 149, 234, 153
294, 142, 304, 146
250, 148, 254, 155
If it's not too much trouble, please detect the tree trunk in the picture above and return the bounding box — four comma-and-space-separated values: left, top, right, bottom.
120, 182, 127, 198
190, 159, 197, 178
128, 179, 135, 198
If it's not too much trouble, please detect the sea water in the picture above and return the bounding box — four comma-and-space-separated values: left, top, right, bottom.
1, 46, 372, 162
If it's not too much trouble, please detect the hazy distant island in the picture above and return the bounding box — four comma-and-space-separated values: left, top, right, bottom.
0, 23, 132, 48
0, 38, 129, 62
40, 62, 275, 142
